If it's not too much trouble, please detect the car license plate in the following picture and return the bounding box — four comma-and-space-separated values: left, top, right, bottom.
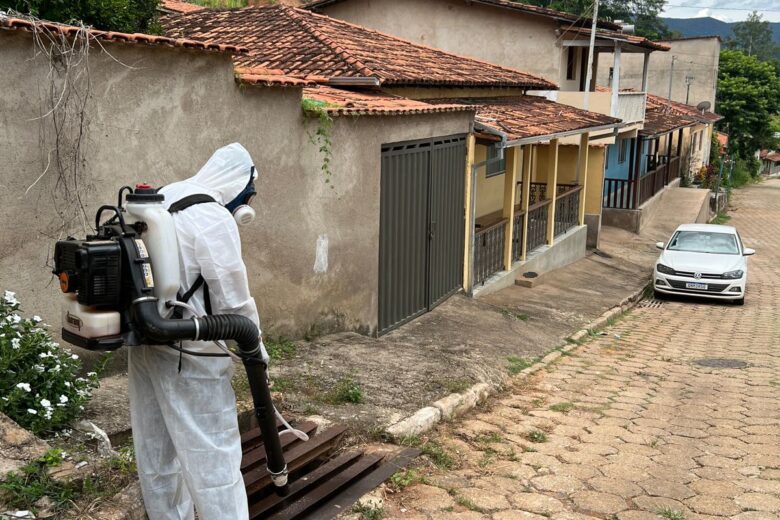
686, 282, 708, 290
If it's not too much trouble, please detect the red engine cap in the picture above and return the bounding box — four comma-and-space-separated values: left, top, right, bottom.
135, 183, 153, 190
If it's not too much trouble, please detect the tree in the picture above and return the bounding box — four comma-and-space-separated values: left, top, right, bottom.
726, 11, 779, 62
522, 0, 673, 40
716, 50, 780, 159
0, 0, 161, 33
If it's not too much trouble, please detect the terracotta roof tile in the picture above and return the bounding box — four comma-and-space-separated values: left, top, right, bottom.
162, 5, 556, 89
567, 26, 670, 51
642, 93, 723, 136
303, 86, 473, 116
235, 65, 317, 87
304, 0, 623, 31
766, 152, 780, 163
427, 96, 620, 142
161, 0, 206, 13
0, 14, 245, 54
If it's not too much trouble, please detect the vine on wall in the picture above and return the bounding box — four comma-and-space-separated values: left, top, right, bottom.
301, 98, 335, 189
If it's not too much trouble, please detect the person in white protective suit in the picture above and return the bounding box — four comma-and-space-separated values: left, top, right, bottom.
128, 143, 267, 520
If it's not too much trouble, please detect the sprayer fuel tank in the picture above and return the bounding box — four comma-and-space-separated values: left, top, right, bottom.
62, 293, 121, 338
123, 185, 180, 316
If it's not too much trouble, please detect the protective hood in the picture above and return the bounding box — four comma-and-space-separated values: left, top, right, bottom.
160, 143, 257, 209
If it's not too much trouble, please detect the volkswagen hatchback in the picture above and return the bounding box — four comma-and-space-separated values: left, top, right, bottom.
654, 224, 754, 305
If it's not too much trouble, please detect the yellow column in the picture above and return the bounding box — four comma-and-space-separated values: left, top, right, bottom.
502, 147, 521, 270
576, 133, 590, 225
520, 144, 533, 260
463, 134, 476, 291
546, 139, 559, 245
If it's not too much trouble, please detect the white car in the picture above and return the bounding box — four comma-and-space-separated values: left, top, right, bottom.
654, 223, 754, 305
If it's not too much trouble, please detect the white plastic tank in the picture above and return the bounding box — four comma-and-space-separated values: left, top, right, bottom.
123, 184, 181, 316
62, 293, 121, 338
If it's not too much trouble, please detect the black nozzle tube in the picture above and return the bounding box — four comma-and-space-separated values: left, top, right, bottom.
132, 299, 288, 493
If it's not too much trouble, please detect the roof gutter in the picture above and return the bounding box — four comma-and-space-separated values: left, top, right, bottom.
504, 121, 625, 147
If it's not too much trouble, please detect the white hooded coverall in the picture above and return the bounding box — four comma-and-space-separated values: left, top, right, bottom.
128, 143, 263, 520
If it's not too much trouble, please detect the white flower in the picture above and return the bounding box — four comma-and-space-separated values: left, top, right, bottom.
27, 408, 37, 415
3, 290, 18, 305
64, 382, 71, 388
51, 365, 61, 373
11, 338, 20, 349
34, 364, 45, 373
32, 315, 42, 323
16, 382, 31, 392
39, 352, 51, 359
59, 395, 68, 404
71, 354, 79, 360
10, 314, 21, 324
86, 372, 96, 377
40, 399, 52, 409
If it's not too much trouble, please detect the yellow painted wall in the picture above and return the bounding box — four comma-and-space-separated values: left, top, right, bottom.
474, 143, 506, 218
585, 146, 606, 214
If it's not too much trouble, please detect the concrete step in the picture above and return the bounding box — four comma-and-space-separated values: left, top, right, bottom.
515, 270, 548, 288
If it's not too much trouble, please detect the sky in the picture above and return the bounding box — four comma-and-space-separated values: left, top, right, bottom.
662, 1, 780, 23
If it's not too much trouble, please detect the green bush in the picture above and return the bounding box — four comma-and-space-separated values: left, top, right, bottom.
0, 291, 101, 435
0, 0, 161, 34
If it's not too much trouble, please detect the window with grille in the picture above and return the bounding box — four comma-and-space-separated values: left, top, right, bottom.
618, 138, 628, 164
486, 143, 506, 177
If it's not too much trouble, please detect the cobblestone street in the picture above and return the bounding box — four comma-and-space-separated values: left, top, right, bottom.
379, 181, 780, 520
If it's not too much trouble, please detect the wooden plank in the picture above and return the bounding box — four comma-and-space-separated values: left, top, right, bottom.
241, 416, 286, 450
244, 425, 347, 497
242, 421, 320, 471
265, 453, 384, 520
248, 450, 365, 519
302, 448, 421, 520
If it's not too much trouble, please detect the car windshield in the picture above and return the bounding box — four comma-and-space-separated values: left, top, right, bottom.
667, 230, 740, 255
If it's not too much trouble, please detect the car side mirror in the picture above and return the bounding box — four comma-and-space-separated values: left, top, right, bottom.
655, 242, 665, 250
744, 248, 755, 256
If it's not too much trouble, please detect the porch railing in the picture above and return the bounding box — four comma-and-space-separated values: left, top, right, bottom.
473, 219, 506, 286
603, 157, 681, 210
554, 185, 582, 237
516, 182, 548, 205
526, 200, 550, 253
603, 178, 635, 209
511, 209, 525, 263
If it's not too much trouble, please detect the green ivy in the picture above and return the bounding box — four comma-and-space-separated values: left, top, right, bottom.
302, 98, 335, 188
0, 291, 106, 435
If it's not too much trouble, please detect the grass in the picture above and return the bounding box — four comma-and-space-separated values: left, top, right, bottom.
444, 379, 472, 394
474, 432, 504, 445
270, 376, 294, 392
500, 308, 530, 321
524, 430, 548, 443
352, 502, 385, 520
549, 402, 575, 413
397, 436, 455, 469
507, 356, 536, 375
264, 337, 297, 361
323, 376, 363, 404
710, 212, 731, 225
657, 507, 685, 520
389, 469, 428, 491
477, 449, 497, 468
455, 495, 486, 513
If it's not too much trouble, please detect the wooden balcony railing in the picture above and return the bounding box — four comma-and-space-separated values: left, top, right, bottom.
473, 219, 506, 286
603, 157, 681, 210
554, 185, 582, 237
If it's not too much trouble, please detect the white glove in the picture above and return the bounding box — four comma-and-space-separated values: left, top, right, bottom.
259, 337, 270, 365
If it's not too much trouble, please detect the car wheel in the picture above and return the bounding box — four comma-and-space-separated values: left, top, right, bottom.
734, 297, 745, 306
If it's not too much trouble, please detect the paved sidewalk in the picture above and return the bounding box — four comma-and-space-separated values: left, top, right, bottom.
376, 181, 780, 519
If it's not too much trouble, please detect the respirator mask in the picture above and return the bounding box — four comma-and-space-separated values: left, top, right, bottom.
225, 166, 257, 226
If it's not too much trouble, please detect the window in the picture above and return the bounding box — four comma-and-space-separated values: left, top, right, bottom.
486, 143, 506, 177
605, 145, 610, 169
566, 47, 577, 81
618, 138, 628, 164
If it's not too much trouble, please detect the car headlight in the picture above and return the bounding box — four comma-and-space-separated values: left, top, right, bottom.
656, 263, 675, 275
722, 270, 744, 279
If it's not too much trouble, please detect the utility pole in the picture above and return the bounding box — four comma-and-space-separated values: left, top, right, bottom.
667, 55, 677, 100
582, 0, 599, 111
685, 74, 694, 104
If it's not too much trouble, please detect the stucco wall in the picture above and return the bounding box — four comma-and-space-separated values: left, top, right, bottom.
596, 37, 721, 109
0, 30, 471, 370
318, 0, 563, 85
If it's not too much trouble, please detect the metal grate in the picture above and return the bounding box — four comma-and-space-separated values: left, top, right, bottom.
474, 219, 506, 285
640, 298, 664, 308
526, 201, 549, 253
554, 186, 581, 237
511, 210, 525, 263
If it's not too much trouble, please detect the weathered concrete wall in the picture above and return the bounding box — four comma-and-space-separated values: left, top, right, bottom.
596, 37, 721, 109
0, 31, 471, 371
318, 0, 563, 84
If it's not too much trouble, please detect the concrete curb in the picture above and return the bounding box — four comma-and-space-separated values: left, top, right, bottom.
383, 283, 649, 439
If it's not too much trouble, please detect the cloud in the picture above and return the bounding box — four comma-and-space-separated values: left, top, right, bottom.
696, 8, 733, 22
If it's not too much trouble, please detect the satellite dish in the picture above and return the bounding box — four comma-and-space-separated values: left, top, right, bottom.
696, 101, 711, 112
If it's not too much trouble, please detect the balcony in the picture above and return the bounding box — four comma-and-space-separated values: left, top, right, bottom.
551, 91, 646, 124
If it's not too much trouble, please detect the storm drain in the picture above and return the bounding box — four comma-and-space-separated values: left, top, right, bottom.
640, 298, 664, 308
694, 358, 749, 369
241, 419, 418, 520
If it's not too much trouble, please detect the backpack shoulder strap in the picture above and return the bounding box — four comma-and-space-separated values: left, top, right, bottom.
168, 194, 217, 214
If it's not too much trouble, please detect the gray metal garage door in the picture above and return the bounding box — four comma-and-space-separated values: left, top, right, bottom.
378, 135, 467, 335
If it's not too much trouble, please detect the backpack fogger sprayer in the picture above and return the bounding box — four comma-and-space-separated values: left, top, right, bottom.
52, 184, 289, 495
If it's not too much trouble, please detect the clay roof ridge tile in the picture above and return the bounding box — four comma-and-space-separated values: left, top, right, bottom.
283, 5, 375, 79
